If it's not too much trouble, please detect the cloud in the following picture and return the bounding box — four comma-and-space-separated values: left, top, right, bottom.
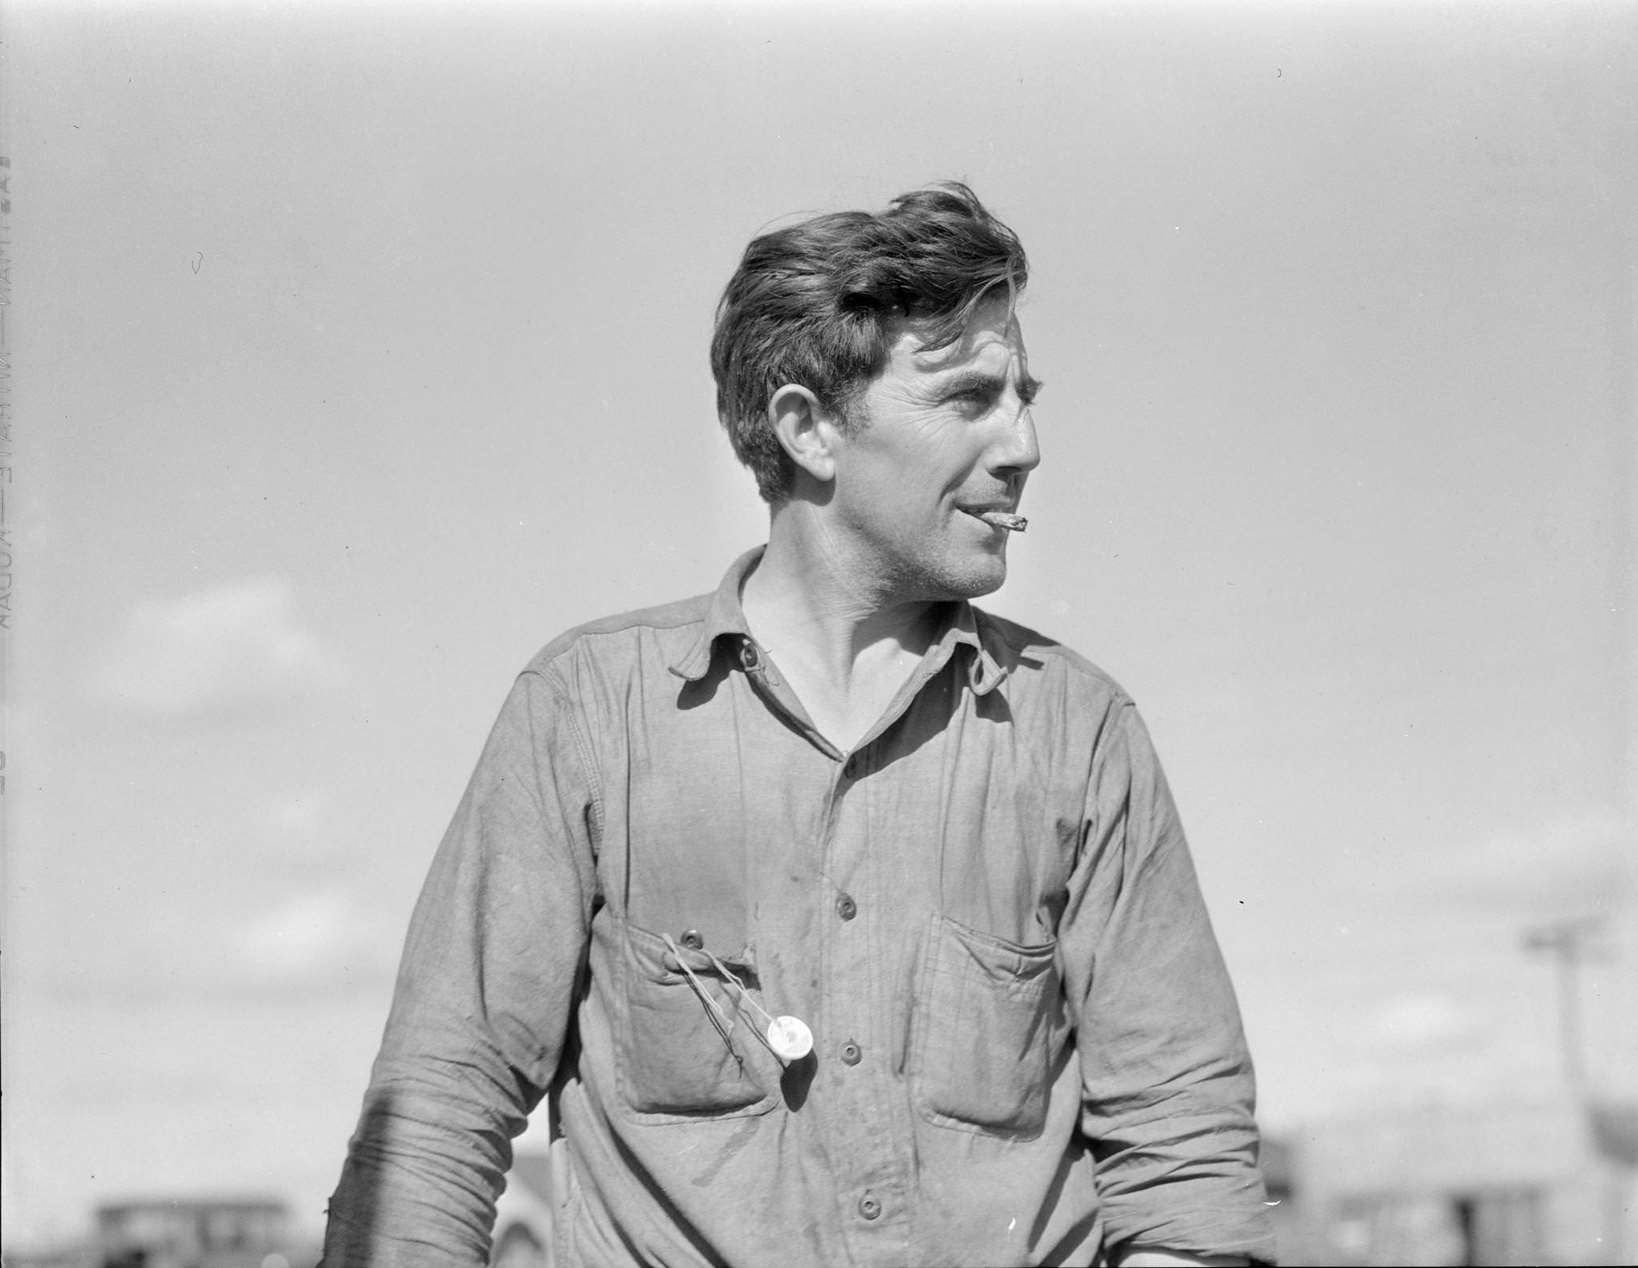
237, 886, 393, 985
269, 789, 329, 838
1416, 807, 1633, 921
1361, 992, 1481, 1055
260, 787, 345, 864
92, 578, 344, 719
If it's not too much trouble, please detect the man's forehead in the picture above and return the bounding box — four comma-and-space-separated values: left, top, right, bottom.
899, 309, 1027, 374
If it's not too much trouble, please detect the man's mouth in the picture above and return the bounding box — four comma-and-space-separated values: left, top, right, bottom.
961, 508, 1028, 532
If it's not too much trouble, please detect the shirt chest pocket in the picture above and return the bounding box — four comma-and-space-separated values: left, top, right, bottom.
911, 914, 1065, 1139
616, 922, 782, 1123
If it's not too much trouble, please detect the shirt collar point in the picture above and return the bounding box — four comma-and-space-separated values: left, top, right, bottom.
953, 604, 1008, 695
667, 654, 708, 683
969, 656, 1007, 695
670, 546, 765, 682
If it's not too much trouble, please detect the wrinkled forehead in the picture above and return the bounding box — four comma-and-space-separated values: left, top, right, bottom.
901, 297, 1027, 374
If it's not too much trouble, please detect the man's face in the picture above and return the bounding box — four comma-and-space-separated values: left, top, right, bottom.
825, 297, 1041, 603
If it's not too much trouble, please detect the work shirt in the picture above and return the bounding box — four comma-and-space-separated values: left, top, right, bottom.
323, 548, 1275, 1266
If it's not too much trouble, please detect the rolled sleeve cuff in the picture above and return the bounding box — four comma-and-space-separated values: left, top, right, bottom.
1100, 1170, 1278, 1266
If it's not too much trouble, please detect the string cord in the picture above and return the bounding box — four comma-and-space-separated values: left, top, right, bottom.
662, 934, 794, 1063
663, 933, 741, 1061
704, 951, 779, 1028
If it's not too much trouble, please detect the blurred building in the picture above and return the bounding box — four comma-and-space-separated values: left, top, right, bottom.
1271, 1096, 1638, 1266
95, 1196, 294, 1268
0, 1195, 318, 1268
1, 1244, 98, 1268
490, 1140, 567, 1268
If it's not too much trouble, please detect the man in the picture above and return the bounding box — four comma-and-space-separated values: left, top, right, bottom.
323, 183, 1275, 1266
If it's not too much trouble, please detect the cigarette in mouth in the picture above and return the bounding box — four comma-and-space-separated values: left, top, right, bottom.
975, 510, 1028, 532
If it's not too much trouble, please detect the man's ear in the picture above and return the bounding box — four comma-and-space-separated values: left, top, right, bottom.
768, 384, 840, 485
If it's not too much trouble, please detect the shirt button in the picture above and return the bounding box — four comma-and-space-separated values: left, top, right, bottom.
679, 929, 704, 950
840, 1040, 862, 1066
858, 1193, 881, 1221
836, 893, 857, 921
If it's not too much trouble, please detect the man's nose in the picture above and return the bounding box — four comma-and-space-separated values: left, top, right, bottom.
992, 407, 1041, 476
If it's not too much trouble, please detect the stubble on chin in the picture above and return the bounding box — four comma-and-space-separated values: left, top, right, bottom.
894, 549, 1009, 605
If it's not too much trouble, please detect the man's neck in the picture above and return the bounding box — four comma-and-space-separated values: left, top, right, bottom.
740, 514, 941, 751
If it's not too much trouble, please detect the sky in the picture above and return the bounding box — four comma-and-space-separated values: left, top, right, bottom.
3, 0, 1636, 1248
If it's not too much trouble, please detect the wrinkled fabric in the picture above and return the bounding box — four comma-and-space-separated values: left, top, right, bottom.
323, 548, 1275, 1267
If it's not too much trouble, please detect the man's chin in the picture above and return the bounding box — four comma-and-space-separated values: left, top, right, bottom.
934, 559, 1009, 602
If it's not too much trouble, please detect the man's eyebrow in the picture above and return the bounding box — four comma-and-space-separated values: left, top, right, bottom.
933, 370, 1045, 401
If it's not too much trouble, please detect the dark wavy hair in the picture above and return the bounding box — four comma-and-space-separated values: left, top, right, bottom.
710, 182, 1029, 503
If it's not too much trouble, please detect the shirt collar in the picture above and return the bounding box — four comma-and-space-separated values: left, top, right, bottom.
668, 545, 1008, 697
668, 547, 762, 682
947, 600, 1008, 696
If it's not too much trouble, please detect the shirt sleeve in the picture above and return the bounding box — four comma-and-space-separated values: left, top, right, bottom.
321, 667, 599, 1266
1057, 701, 1276, 1265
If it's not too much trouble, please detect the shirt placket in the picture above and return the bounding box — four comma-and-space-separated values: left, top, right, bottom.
821, 740, 917, 1264
737, 635, 962, 1264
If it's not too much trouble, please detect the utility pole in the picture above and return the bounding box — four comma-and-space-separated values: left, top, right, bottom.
1521, 917, 1604, 1093
1522, 915, 1625, 1267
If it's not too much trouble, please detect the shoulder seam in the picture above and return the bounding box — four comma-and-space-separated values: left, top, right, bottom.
519, 664, 607, 851
973, 607, 1135, 705
524, 595, 712, 675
